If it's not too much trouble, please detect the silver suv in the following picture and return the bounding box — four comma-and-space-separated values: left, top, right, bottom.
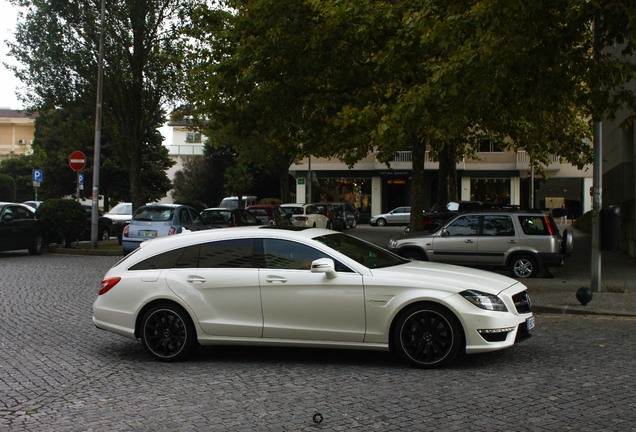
387, 211, 573, 278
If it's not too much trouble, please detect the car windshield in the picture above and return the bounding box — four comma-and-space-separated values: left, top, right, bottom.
314, 232, 408, 269
133, 207, 174, 222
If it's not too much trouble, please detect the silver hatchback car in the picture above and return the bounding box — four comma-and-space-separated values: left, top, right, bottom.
388, 211, 573, 278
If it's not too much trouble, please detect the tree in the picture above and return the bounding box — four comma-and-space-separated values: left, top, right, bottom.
0, 154, 40, 202
0, 174, 16, 201
224, 165, 253, 208
7, 0, 202, 210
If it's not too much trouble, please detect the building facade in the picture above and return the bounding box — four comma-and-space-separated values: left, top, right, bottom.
0, 109, 36, 160
290, 149, 594, 224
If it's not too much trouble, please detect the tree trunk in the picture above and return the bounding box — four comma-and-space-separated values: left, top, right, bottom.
409, 134, 426, 232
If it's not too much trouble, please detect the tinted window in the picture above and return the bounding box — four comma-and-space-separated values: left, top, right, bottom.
129, 239, 255, 270
482, 215, 515, 236
196, 239, 254, 268
263, 239, 329, 270
445, 215, 480, 236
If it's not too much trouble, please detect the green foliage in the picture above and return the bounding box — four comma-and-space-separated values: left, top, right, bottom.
0, 154, 40, 202
0, 174, 17, 201
7, 0, 199, 209
35, 199, 87, 248
224, 165, 254, 208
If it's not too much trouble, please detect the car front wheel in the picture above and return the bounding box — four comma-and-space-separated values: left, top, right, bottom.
376, 218, 387, 227
140, 303, 197, 362
393, 303, 463, 368
510, 254, 538, 278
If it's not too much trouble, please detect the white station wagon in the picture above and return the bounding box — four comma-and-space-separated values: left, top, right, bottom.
93, 226, 534, 368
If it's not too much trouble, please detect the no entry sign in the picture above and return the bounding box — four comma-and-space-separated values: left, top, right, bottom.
69, 151, 87, 171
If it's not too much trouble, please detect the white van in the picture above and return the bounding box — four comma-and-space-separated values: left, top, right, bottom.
219, 196, 258, 209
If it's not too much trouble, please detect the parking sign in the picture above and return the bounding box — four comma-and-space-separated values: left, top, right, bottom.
32, 169, 43, 182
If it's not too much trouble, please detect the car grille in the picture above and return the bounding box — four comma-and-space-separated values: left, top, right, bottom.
512, 291, 532, 314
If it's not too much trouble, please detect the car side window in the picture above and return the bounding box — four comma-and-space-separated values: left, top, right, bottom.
445, 215, 480, 236
262, 239, 351, 272
129, 239, 255, 270
179, 208, 193, 224
482, 215, 515, 236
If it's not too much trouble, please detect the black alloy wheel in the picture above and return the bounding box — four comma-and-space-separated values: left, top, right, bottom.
393, 304, 463, 368
141, 304, 197, 362
28, 233, 44, 255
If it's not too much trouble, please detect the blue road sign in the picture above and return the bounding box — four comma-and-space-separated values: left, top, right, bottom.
79, 173, 85, 185
32, 169, 43, 182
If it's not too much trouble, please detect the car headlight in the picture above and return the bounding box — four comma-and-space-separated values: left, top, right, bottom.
460, 290, 508, 312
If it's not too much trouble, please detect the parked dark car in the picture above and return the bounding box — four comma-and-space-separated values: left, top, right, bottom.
81, 205, 113, 241
313, 203, 344, 231
200, 208, 261, 228
0, 202, 44, 255
246, 204, 290, 226
319, 202, 360, 229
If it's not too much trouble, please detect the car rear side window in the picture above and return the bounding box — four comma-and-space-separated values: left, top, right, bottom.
129, 239, 255, 270
518, 216, 549, 235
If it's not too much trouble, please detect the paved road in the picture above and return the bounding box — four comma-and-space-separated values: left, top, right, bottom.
1, 246, 635, 430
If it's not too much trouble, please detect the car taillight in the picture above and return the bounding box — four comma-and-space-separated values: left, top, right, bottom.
169, 226, 176, 235
99, 277, 121, 295
123, 225, 129, 237
544, 216, 556, 235
296, 216, 308, 221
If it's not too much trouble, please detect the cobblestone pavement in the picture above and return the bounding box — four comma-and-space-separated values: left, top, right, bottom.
1, 253, 636, 431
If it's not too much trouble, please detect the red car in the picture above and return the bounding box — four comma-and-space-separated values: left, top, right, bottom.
246, 204, 290, 226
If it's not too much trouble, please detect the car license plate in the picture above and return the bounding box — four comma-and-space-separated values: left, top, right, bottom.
140, 231, 157, 238
526, 316, 535, 331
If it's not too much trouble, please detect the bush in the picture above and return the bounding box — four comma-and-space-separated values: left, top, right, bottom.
36, 199, 87, 247
0, 174, 16, 201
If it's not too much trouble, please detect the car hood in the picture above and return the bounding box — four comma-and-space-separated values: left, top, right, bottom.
371, 260, 521, 295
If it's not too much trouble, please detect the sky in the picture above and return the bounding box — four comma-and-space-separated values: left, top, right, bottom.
0, 0, 23, 110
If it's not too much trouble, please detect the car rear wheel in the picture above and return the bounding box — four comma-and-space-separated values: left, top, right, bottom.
376, 218, 387, 227
510, 254, 538, 278
28, 233, 44, 255
393, 303, 463, 368
141, 303, 197, 362
101, 227, 111, 241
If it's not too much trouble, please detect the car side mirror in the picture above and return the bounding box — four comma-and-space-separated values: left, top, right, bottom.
2, 214, 13, 222
311, 258, 338, 279
441, 228, 449, 237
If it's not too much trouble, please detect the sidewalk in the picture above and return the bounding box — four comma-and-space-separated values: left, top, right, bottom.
522, 222, 636, 317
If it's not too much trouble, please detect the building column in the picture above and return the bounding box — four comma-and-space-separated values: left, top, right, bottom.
510, 177, 520, 206
460, 177, 471, 201
371, 176, 382, 216
295, 178, 307, 204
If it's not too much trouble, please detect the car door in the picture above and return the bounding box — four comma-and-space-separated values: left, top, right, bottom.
427, 214, 480, 265
390, 207, 410, 224
258, 238, 365, 342
0, 205, 18, 251
477, 215, 516, 266
164, 239, 263, 337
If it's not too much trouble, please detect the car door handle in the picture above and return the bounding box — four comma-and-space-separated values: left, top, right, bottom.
187, 276, 206, 284
265, 275, 288, 284
508, 240, 516, 243
465, 239, 474, 243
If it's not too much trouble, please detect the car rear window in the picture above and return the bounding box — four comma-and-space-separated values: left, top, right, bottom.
133, 207, 174, 222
